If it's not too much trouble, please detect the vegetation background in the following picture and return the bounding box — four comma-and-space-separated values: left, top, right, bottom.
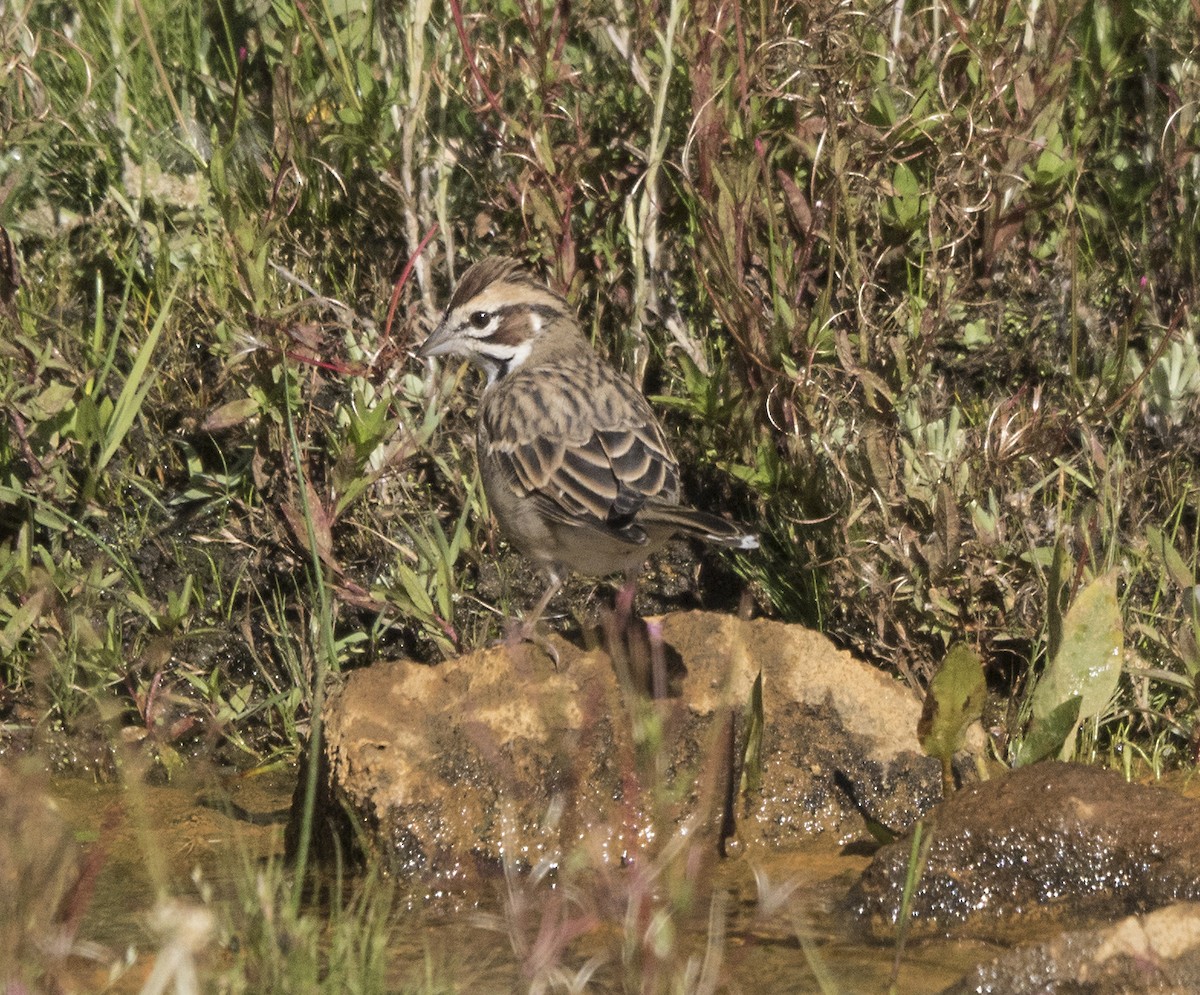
2, 0, 1200, 985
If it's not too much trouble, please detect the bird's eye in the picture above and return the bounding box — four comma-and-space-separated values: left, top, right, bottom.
468, 310, 491, 330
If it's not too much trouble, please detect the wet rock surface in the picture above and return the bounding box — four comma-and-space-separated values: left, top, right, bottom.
299, 611, 943, 884
851, 762, 1200, 943
943, 901, 1200, 994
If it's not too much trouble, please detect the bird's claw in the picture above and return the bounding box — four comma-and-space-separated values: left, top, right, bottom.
498, 617, 560, 668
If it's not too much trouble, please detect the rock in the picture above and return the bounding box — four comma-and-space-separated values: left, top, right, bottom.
944, 901, 1200, 994
850, 763, 1200, 942
294, 611, 943, 885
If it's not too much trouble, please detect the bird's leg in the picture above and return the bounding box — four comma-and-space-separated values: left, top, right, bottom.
525, 568, 565, 630
502, 569, 564, 666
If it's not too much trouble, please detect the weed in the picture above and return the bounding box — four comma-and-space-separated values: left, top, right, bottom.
3, 0, 1200, 985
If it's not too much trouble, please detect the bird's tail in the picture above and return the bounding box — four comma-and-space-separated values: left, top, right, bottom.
641, 502, 759, 550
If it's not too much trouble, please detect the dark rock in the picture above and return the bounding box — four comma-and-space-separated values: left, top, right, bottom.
296, 611, 943, 887
944, 901, 1200, 994
851, 763, 1200, 942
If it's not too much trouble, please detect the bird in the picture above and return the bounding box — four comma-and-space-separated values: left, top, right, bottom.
416, 256, 757, 654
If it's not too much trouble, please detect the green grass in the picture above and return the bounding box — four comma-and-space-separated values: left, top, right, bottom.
3, 0, 1200, 987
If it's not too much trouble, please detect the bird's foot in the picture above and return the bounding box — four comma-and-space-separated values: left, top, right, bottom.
498, 617, 560, 668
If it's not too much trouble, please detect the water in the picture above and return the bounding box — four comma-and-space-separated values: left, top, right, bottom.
43, 771, 1000, 993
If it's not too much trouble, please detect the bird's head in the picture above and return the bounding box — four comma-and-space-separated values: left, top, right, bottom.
417, 257, 582, 384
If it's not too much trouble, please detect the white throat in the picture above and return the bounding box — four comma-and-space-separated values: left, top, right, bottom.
483, 312, 539, 384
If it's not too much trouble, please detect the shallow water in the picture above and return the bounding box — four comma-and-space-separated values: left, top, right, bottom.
44, 771, 1001, 993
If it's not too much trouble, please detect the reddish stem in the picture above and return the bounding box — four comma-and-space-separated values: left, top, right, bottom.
445, 0, 507, 118
383, 222, 440, 347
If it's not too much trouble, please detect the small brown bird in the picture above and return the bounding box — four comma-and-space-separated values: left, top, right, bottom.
417, 257, 757, 648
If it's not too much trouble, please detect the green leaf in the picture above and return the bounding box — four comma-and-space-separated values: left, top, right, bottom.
26, 381, 77, 420
918, 643, 986, 790
209, 141, 228, 200
0, 585, 49, 653
1147, 526, 1195, 592
395, 564, 434, 617
961, 319, 992, 349
868, 84, 897, 126
1029, 129, 1072, 186
1046, 537, 1071, 661
202, 397, 260, 432
355, 59, 376, 102
65, 392, 100, 445
739, 671, 764, 797
156, 742, 185, 780
1032, 571, 1122, 723
1014, 696, 1082, 767
96, 276, 181, 473
1019, 571, 1123, 763
890, 161, 922, 227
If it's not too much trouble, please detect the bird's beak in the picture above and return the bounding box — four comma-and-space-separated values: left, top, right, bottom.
416, 318, 454, 360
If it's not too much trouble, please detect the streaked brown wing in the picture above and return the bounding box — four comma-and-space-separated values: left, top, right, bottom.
483, 361, 680, 540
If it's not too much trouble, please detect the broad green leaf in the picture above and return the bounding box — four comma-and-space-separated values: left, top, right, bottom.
1030, 129, 1072, 186
1019, 571, 1123, 764
869, 84, 897, 125
26, 381, 76, 420
202, 397, 260, 432
890, 161, 922, 227
919, 644, 986, 793
210, 142, 228, 200
1014, 696, 1082, 767
1031, 571, 1122, 724
156, 742, 185, 780
68, 393, 102, 446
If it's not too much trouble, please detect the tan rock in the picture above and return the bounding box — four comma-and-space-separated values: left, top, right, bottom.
293, 611, 943, 885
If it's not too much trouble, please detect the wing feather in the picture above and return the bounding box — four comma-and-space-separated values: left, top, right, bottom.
481, 356, 680, 543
